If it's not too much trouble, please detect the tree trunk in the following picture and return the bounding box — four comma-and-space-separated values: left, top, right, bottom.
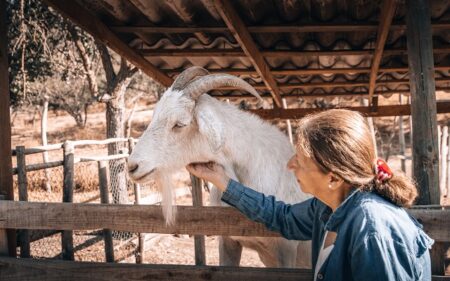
106, 92, 128, 206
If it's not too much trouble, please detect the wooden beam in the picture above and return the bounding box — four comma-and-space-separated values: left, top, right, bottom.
0, 201, 448, 242
164, 65, 450, 76
251, 102, 450, 120
0, 0, 16, 257
141, 49, 372, 57
110, 21, 450, 34
406, 0, 440, 205
211, 77, 450, 91
140, 47, 450, 58
0, 257, 313, 281
42, 0, 173, 87
212, 87, 450, 100
368, 0, 397, 105
212, 0, 282, 107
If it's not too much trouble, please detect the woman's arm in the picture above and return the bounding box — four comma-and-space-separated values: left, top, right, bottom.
222, 179, 316, 240
186, 162, 316, 240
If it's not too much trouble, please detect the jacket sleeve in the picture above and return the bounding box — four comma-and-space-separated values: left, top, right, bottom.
221, 179, 316, 240
350, 233, 419, 281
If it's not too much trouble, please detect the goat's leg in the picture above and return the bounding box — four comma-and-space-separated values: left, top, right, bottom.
219, 236, 243, 266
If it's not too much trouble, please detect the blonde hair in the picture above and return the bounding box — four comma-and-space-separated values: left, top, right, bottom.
296, 109, 418, 208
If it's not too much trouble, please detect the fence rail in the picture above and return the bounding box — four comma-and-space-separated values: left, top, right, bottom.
0, 201, 448, 241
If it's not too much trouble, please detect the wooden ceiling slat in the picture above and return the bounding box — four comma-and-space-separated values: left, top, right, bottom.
110, 22, 450, 34
140, 48, 450, 57
250, 102, 450, 119
212, 0, 282, 107
214, 78, 450, 90
368, 0, 397, 105
42, 0, 173, 87
211, 87, 450, 99
164, 66, 450, 76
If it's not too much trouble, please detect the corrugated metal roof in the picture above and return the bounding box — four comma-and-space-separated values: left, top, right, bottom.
71, 0, 450, 101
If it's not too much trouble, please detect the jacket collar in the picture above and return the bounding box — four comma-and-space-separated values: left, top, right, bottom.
321, 188, 361, 231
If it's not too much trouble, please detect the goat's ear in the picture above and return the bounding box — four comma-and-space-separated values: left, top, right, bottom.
197, 109, 224, 153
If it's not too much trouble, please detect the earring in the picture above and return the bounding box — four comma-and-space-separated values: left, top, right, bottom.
328, 183, 332, 189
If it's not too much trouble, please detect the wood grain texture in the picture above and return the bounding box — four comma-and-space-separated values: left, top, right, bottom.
368, 0, 397, 104
0, 201, 448, 241
251, 102, 450, 120
0, 257, 313, 281
406, 0, 440, 205
0, 0, 16, 257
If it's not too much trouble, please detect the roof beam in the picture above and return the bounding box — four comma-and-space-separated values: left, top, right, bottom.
164, 65, 450, 76
211, 87, 450, 100
250, 102, 450, 119
212, 0, 282, 107
110, 21, 450, 34
213, 77, 450, 91
42, 0, 173, 87
140, 47, 450, 58
368, 0, 397, 105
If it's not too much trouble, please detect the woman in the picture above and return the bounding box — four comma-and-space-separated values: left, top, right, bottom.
186, 109, 433, 281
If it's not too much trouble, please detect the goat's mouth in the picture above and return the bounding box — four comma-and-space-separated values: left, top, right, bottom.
131, 168, 156, 183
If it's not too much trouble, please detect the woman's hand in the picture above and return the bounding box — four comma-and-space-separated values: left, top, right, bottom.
186, 162, 230, 192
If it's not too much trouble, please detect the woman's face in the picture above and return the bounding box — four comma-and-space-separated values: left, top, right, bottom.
287, 151, 331, 198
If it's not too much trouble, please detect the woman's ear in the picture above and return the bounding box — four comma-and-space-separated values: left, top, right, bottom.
328, 174, 345, 191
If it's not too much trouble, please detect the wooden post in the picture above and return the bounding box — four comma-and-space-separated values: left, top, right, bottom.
62, 141, 74, 260
98, 160, 114, 262
399, 95, 406, 172
0, 0, 16, 257
0, 194, 8, 256
190, 174, 206, 266
447, 135, 450, 197
128, 138, 145, 264
440, 127, 448, 197
406, 0, 440, 205
16, 146, 30, 258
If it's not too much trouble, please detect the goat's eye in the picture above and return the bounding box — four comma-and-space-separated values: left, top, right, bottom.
172, 122, 186, 130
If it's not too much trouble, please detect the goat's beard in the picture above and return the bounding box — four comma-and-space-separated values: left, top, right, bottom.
154, 172, 177, 225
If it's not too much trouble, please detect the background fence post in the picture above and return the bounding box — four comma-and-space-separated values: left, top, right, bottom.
128, 138, 145, 264
16, 146, 30, 258
190, 174, 206, 266
62, 141, 74, 260
0, 195, 8, 256
98, 160, 114, 262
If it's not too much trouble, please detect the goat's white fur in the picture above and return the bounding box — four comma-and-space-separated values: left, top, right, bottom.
128, 87, 311, 268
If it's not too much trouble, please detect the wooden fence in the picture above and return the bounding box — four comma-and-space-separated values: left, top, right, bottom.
0, 200, 448, 280
10, 138, 207, 265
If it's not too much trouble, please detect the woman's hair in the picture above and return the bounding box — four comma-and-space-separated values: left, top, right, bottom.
296, 109, 418, 208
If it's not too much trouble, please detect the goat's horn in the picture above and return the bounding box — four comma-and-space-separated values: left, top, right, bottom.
183, 74, 266, 106
172, 66, 209, 91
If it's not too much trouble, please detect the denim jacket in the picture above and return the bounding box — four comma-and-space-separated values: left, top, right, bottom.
222, 179, 434, 281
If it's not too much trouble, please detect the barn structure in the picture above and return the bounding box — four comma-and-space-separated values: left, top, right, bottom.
0, 0, 449, 280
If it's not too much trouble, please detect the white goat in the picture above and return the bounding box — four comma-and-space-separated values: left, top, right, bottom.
128, 66, 311, 268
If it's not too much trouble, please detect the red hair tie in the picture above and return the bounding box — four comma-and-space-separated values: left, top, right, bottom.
375, 159, 393, 183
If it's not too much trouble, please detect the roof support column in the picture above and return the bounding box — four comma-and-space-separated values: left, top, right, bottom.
406, 0, 439, 205
0, 0, 16, 257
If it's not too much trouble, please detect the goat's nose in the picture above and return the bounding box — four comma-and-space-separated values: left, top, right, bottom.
128, 162, 139, 173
